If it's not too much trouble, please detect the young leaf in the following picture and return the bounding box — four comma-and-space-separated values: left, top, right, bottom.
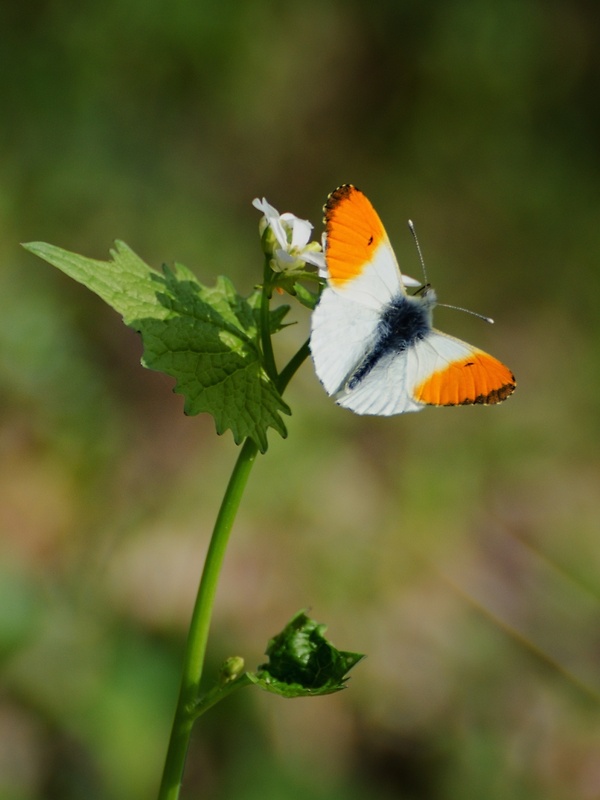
22, 241, 291, 452
247, 610, 364, 697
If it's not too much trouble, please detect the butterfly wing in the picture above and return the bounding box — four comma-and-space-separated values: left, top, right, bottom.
311, 184, 409, 395
322, 184, 406, 307
335, 329, 515, 415
334, 346, 423, 415
409, 330, 516, 406
310, 288, 381, 396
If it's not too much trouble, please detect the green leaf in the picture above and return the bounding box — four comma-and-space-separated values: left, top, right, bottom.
271, 270, 323, 310
23, 241, 291, 452
291, 281, 320, 310
247, 610, 364, 697
247, 289, 292, 333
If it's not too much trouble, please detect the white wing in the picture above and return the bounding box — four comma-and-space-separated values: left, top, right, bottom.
310, 286, 381, 396
324, 236, 405, 310
333, 330, 484, 416
335, 347, 423, 415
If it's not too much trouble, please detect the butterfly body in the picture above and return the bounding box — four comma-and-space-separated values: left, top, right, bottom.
310, 185, 515, 415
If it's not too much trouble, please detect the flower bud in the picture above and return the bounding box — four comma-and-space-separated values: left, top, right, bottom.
219, 655, 245, 684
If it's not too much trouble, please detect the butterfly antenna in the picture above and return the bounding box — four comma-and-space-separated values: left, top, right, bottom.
408, 220, 493, 324
437, 302, 494, 324
408, 220, 429, 285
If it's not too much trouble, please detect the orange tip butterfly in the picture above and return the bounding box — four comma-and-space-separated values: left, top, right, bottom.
310, 185, 516, 415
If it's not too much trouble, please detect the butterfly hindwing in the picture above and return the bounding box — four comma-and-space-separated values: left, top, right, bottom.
334, 331, 515, 415
409, 331, 516, 406
310, 287, 381, 396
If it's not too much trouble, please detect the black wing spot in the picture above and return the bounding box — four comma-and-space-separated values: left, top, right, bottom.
367, 235, 374, 246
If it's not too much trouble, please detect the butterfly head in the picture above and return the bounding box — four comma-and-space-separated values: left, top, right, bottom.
413, 282, 437, 311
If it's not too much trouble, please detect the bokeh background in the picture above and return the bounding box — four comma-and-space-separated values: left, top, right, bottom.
2, 1, 600, 798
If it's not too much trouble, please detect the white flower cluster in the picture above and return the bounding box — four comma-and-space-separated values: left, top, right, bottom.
253, 197, 325, 274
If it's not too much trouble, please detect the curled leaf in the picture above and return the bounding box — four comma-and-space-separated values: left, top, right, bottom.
247, 610, 364, 698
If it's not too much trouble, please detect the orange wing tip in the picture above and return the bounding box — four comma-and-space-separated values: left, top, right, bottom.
414, 353, 516, 407
323, 185, 387, 287
323, 184, 357, 218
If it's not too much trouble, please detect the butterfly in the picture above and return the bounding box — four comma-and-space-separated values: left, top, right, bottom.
309, 185, 516, 415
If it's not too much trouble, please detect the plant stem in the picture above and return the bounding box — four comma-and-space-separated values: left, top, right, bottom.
157, 318, 312, 800
260, 261, 278, 381
157, 436, 259, 800
277, 338, 311, 393
192, 672, 253, 719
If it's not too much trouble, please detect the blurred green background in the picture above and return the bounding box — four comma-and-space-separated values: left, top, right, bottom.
2, 1, 600, 798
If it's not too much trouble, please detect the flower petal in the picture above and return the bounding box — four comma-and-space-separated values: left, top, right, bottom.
289, 217, 313, 249
302, 250, 326, 270
253, 198, 288, 249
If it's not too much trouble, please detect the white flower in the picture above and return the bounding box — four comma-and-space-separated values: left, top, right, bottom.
252, 197, 325, 273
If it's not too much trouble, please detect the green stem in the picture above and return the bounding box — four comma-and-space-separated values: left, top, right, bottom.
157, 437, 259, 800
260, 261, 277, 381
157, 324, 312, 799
192, 672, 253, 719
276, 338, 311, 394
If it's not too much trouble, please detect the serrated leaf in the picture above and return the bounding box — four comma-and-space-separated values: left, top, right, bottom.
23, 241, 291, 452
247, 611, 364, 697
